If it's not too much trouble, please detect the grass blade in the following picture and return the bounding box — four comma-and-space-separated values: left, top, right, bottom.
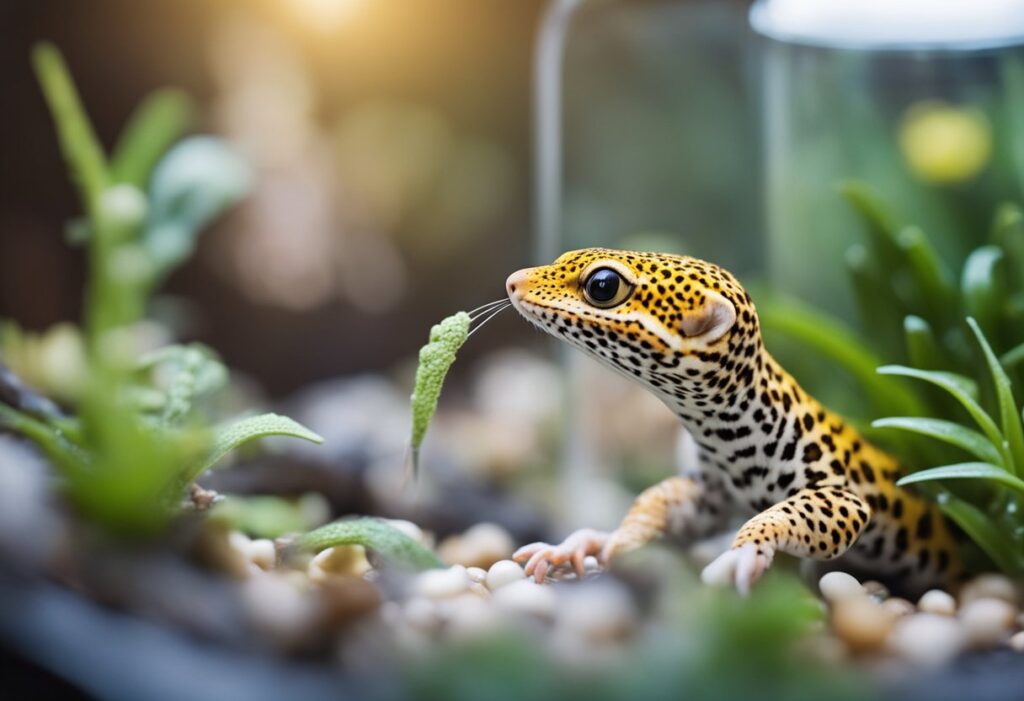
936, 492, 1023, 573
31, 43, 110, 213
898, 227, 955, 325
961, 246, 1005, 337
967, 317, 1024, 476
187, 413, 323, 482
299, 517, 443, 570
110, 89, 193, 187
897, 462, 1024, 495
878, 365, 1004, 457
872, 417, 1002, 465
758, 299, 925, 418
903, 315, 948, 370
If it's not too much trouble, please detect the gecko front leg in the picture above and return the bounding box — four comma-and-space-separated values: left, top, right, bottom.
702, 486, 871, 595
514, 472, 732, 582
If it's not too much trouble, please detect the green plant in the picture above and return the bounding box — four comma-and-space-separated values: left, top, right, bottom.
760, 181, 1024, 573
0, 44, 322, 535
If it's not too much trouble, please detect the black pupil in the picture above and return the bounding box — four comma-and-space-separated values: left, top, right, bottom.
587, 269, 620, 303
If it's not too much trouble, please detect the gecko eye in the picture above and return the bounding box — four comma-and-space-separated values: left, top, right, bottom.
583, 268, 632, 308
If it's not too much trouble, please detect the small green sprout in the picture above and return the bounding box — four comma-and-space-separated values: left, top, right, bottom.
409, 311, 471, 472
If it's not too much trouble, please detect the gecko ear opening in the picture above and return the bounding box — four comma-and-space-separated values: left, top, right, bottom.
679, 294, 736, 342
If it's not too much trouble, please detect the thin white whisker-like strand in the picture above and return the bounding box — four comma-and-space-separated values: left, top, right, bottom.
467, 303, 512, 337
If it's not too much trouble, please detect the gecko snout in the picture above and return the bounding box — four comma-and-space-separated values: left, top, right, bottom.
506, 268, 530, 299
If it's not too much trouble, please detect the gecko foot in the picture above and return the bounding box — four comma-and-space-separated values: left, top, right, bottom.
700, 543, 774, 596
513, 528, 609, 583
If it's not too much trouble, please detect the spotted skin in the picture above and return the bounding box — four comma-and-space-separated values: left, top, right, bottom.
507, 248, 959, 594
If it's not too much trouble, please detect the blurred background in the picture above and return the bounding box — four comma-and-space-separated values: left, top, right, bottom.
0, 0, 546, 395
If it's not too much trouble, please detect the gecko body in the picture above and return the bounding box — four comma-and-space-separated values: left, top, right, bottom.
507, 248, 960, 594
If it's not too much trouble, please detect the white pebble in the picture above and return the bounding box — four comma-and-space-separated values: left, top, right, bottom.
242, 571, 316, 645
818, 571, 864, 603
1009, 631, 1024, 652
831, 595, 895, 652
439, 522, 515, 569
493, 579, 557, 618
445, 595, 502, 641
881, 597, 916, 618
557, 582, 636, 642
486, 559, 525, 591
414, 565, 471, 599
918, 589, 957, 616
959, 574, 1019, 607
887, 613, 965, 667
466, 566, 487, 583
308, 545, 371, 582
228, 530, 252, 554
960, 598, 1017, 648
248, 539, 276, 570
403, 597, 441, 631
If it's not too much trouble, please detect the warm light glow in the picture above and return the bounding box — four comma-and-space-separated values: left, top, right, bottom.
286, 0, 364, 31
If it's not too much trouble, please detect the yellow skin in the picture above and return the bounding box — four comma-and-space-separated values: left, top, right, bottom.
506, 248, 959, 595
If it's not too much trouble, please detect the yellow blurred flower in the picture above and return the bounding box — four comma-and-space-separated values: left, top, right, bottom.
898, 101, 992, 185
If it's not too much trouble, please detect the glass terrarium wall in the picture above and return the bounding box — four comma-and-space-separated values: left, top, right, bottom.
559, 0, 761, 274
754, 0, 1024, 321
537, 0, 759, 531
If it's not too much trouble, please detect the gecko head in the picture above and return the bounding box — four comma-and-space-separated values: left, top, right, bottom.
506, 248, 760, 394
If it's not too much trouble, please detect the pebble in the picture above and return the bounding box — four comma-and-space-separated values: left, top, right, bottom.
492, 579, 558, 619
818, 571, 864, 603
486, 559, 526, 591
831, 595, 895, 652
445, 595, 502, 641
467, 566, 487, 583
958, 574, 1019, 608
438, 523, 515, 569
918, 589, 957, 616
414, 565, 471, 599
886, 614, 965, 667
248, 539, 277, 570
242, 571, 317, 647
557, 582, 636, 643
959, 598, 1017, 648
862, 580, 889, 602
228, 530, 252, 555
881, 597, 916, 618
308, 545, 372, 583
1009, 631, 1024, 652
403, 597, 441, 631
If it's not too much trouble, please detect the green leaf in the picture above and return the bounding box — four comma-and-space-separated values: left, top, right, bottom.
757, 299, 925, 418
903, 316, 946, 370
935, 492, 1023, 573
878, 365, 1003, 451
410, 311, 472, 471
991, 202, 1024, 288
212, 495, 320, 539
897, 462, 1024, 495
299, 517, 443, 570
872, 417, 1002, 464
1000, 340, 1024, 369
967, 317, 1024, 476
838, 180, 903, 262
188, 413, 323, 481
961, 246, 1005, 336
110, 89, 194, 188
32, 43, 110, 213
897, 227, 955, 324
145, 136, 250, 280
